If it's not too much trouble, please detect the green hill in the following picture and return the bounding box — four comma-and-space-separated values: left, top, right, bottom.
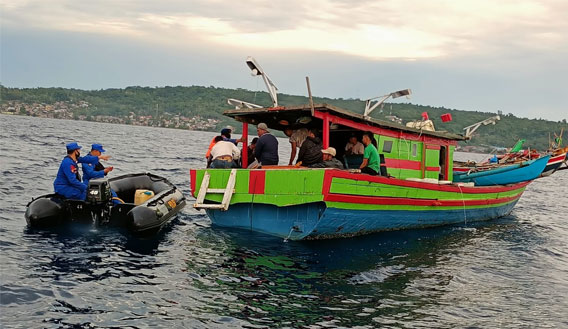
1, 85, 565, 151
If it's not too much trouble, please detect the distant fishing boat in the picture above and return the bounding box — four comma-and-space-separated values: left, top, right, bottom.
453, 155, 550, 186
540, 151, 567, 177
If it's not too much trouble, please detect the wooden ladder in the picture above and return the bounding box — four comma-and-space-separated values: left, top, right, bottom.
193, 169, 237, 211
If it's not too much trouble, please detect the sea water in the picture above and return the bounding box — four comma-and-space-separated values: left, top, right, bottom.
1, 115, 567, 328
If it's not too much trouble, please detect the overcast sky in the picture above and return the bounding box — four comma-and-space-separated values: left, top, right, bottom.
1, 0, 567, 121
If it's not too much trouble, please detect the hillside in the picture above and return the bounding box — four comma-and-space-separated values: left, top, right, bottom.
1, 85, 566, 151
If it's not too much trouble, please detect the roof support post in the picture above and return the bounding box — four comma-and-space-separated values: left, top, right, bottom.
242, 122, 248, 168
322, 112, 330, 148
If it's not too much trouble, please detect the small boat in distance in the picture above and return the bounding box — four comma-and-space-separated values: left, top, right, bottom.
453, 155, 550, 186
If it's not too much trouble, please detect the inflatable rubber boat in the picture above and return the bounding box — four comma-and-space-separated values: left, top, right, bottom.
25, 173, 186, 235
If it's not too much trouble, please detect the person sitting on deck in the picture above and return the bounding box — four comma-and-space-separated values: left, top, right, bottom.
360, 132, 380, 176
296, 129, 322, 167
284, 128, 309, 165
254, 123, 279, 166
345, 135, 364, 155
310, 147, 344, 169
210, 136, 241, 168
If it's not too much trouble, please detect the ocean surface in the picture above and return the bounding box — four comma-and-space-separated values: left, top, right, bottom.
1, 114, 567, 329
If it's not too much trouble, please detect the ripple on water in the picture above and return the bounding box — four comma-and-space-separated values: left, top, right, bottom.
1, 115, 567, 328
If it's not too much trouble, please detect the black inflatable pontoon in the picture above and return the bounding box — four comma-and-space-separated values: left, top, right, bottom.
25, 173, 186, 235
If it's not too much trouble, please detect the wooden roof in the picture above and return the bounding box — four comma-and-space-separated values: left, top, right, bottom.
224, 103, 467, 141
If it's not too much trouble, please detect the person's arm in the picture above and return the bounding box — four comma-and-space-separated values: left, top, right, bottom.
359, 158, 369, 169
288, 141, 297, 165
83, 163, 105, 180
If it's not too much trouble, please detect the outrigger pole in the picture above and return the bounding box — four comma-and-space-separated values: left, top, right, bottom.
463, 115, 501, 140
246, 56, 279, 107
363, 89, 412, 119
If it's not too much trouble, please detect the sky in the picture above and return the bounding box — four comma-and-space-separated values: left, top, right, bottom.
1, 0, 567, 121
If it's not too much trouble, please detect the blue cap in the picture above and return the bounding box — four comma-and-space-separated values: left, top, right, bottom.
221, 128, 231, 135
66, 142, 82, 151
91, 143, 106, 153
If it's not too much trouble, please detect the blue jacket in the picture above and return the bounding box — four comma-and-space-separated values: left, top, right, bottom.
255, 133, 279, 165
82, 153, 106, 187
53, 155, 99, 194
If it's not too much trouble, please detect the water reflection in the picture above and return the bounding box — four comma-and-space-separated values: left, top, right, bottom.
184, 218, 522, 328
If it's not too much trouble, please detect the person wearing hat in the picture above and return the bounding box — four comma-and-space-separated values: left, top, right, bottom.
53, 142, 110, 200
310, 147, 344, 169
82, 143, 114, 187
205, 125, 243, 167
254, 123, 279, 166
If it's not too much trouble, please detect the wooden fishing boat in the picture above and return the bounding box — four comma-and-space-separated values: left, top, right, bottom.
452, 155, 550, 186
190, 104, 533, 240
189, 57, 540, 240
540, 148, 567, 177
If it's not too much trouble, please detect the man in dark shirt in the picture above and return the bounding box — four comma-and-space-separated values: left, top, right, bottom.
297, 129, 322, 166
254, 123, 279, 166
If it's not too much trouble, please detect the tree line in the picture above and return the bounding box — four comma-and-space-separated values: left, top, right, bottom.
1, 85, 566, 151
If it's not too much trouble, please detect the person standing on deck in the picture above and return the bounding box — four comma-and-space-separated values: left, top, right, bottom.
254, 123, 279, 166
360, 132, 380, 176
205, 126, 243, 167
284, 128, 309, 165
210, 136, 241, 168
296, 129, 322, 167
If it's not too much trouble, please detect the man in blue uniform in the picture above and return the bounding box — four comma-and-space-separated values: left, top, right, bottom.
53, 142, 109, 200
82, 143, 114, 186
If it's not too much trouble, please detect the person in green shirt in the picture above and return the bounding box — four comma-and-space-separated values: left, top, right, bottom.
360, 132, 380, 175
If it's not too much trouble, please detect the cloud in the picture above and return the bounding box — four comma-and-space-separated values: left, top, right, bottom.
2, 0, 567, 61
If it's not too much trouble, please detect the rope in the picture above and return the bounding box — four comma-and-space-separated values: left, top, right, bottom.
283, 227, 294, 243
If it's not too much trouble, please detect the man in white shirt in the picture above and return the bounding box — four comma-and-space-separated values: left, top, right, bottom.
210, 136, 241, 168
345, 135, 365, 155
284, 128, 309, 165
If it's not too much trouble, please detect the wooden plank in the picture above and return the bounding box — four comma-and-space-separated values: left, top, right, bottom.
194, 204, 225, 209
195, 171, 210, 205
221, 169, 237, 211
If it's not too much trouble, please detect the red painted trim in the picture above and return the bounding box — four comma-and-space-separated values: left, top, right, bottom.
321, 170, 531, 194
384, 158, 422, 170
323, 112, 330, 148
313, 111, 459, 146
325, 193, 522, 207
190, 169, 196, 196
242, 123, 248, 168
548, 153, 566, 164
249, 170, 266, 194
426, 144, 441, 150
426, 166, 440, 171
445, 146, 450, 180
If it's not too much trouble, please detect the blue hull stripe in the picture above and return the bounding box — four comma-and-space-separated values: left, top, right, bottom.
207, 200, 519, 240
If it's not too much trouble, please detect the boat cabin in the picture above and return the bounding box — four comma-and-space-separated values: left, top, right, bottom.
225, 104, 467, 182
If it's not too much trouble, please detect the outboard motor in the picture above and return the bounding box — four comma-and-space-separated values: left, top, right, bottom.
87, 178, 112, 225
87, 178, 112, 205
